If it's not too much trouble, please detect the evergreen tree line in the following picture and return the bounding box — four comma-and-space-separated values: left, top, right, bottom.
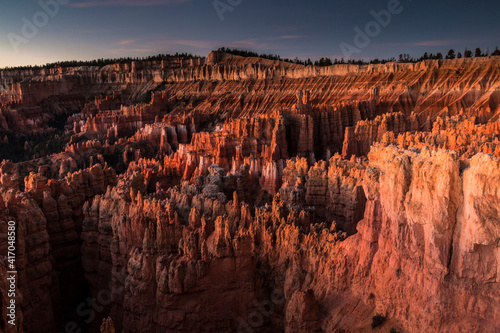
1, 53, 199, 71
216, 47, 309, 65
3, 46, 500, 71
220, 46, 500, 66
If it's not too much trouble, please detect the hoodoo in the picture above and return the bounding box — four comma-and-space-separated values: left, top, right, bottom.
1, 52, 500, 332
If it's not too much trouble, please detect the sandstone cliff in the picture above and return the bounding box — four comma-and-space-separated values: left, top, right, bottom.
0, 54, 499, 333
77, 145, 500, 333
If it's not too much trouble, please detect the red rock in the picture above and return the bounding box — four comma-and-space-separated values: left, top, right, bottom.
100, 317, 115, 333
1, 54, 500, 333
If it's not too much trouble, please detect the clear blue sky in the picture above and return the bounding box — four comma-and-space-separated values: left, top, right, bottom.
1, 0, 499, 67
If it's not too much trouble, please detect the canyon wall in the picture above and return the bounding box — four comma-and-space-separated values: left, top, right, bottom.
78, 145, 500, 333
0, 54, 499, 332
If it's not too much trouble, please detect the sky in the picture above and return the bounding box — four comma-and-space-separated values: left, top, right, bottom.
0, 0, 499, 67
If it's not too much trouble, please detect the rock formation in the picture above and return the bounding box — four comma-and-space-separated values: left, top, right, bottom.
0, 53, 499, 333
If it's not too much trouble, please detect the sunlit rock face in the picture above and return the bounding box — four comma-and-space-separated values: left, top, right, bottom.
1, 53, 500, 332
